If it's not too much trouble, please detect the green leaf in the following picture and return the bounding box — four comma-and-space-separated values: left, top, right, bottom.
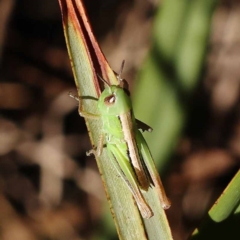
191, 170, 240, 240
58, 0, 172, 239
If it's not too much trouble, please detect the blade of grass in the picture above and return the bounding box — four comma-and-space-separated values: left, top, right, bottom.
191, 170, 240, 240
58, 0, 172, 239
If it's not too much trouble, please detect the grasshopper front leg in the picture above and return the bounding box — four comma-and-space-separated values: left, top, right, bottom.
86, 133, 104, 157
69, 92, 100, 119
69, 92, 102, 155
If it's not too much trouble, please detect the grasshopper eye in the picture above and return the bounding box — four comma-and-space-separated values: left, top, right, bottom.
104, 94, 115, 106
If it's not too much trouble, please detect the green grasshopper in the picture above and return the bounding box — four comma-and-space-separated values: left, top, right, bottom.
71, 63, 171, 218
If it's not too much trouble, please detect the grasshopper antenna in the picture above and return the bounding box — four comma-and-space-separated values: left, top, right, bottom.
117, 60, 125, 84
97, 73, 110, 87
117, 60, 129, 92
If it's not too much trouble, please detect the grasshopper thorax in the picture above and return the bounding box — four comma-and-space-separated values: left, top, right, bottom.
98, 85, 132, 115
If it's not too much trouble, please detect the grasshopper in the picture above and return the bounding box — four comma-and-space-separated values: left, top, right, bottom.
71, 63, 170, 218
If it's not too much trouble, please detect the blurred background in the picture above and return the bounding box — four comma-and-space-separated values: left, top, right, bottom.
0, 0, 239, 239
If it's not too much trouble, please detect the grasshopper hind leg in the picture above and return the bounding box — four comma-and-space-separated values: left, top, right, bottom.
107, 144, 153, 218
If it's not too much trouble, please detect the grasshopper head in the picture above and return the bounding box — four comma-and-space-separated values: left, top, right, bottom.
98, 85, 132, 115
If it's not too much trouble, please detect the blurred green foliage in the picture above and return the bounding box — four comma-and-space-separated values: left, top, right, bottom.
133, 0, 217, 170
